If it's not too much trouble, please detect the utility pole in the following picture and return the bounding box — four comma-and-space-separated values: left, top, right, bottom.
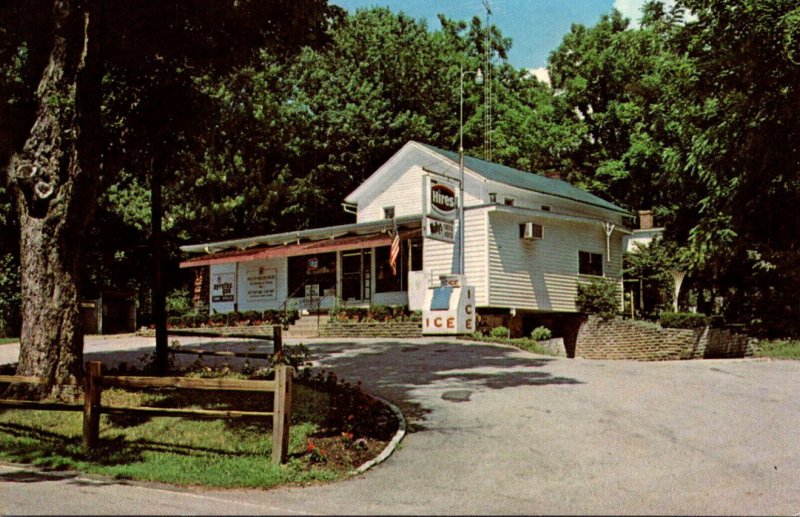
482, 0, 492, 161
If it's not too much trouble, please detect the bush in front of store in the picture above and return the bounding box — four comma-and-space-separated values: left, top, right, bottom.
165, 309, 300, 329
489, 326, 510, 339
530, 326, 552, 341
576, 278, 620, 320
328, 303, 419, 323
658, 311, 709, 329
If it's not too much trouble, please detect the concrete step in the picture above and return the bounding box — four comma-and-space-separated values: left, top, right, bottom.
283, 314, 330, 339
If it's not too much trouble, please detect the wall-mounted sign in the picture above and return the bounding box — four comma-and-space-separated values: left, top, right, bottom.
424, 216, 455, 243
307, 257, 319, 270
424, 176, 458, 221
245, 265, 277, 302
304, 284, 320, 299
211, 272, 235, 303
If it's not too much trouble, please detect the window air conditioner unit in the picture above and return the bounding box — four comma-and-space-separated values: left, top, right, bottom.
522, 222, 543, 240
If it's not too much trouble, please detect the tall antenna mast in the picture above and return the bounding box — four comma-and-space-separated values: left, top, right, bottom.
482, 0, 492, 161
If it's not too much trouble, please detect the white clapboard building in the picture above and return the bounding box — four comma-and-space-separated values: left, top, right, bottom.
180, 140, 630, 328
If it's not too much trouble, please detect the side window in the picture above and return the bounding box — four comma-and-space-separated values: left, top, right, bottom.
489, 193, 497, 203
504, 197, 515, 206
578, 251, 603, 276
383, 206, 395, 219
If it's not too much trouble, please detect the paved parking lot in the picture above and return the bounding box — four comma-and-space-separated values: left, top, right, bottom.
2, 335, 799, 514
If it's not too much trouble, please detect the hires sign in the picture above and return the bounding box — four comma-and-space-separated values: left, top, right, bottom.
424, 176, 457, 221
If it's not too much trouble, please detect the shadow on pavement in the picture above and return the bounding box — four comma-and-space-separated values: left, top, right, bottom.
304, 340, 582, 431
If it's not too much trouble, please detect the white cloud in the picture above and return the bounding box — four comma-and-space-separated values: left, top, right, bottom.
613, 0, 695, 27
527, 67, 551, 86
614, 0, 675, 27
614, 0, 697, 27
613, 0, 650, 25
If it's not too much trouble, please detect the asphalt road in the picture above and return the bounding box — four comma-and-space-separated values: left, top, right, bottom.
2, 335, 799, 515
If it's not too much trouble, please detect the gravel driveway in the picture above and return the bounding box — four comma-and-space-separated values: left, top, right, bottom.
2, 335, 799, 515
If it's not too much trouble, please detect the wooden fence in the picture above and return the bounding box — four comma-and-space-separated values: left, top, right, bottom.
167, 325, 282, 362
0, 358, 292, 464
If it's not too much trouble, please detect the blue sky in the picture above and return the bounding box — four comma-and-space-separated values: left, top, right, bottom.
332, 0, 653, 70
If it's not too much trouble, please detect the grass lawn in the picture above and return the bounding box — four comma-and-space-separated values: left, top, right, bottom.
462, 334, 554, 355
754, 339, 800, 360
0, 373, 397, 488
0, 338, 18, 345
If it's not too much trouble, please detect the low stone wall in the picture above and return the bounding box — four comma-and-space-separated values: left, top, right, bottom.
138, 325, 275, 338
319, 320, 422, 338
575, 316, 756, 361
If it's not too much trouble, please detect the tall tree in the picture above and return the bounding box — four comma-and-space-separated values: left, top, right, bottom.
675, 0, 800, 334
0, 0, 336, 393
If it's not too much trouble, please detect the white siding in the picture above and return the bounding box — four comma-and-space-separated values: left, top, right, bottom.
419, 208, 488, 306
464, 208, 488, 306
356, 144, 486, 223
487, 212, 624, 312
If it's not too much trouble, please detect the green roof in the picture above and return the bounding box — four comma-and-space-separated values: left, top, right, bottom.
420, 143, 629, 215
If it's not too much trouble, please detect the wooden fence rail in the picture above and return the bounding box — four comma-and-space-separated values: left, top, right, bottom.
167, 325, 283, 363
0, 358, 292, 464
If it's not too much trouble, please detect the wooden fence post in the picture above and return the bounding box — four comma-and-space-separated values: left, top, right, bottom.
83, 361, 102, 450
272, 364, 291, 465
272, 325, 282, 359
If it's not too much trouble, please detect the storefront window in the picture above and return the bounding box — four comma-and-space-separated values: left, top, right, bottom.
376, 245, 402, 293
287, 253, 336, 298
375, 236, 421, 292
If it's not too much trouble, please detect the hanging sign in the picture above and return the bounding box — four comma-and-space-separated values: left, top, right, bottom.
245, 265, 277, 302
424, 176, 458, 221
424, 216, 455, 243
211, 272, 235, 303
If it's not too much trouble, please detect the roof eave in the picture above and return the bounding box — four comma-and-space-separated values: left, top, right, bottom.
180, 214, 421, 255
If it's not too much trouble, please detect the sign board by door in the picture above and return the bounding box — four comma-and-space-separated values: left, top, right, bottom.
245, 265, 277, 302
211, 272, 235, 303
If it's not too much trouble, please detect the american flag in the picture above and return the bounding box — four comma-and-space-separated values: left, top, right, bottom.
389, 232, 401, 276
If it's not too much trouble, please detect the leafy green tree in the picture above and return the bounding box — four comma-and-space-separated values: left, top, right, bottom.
0, 0, 336, 392
667, 0, 800, 335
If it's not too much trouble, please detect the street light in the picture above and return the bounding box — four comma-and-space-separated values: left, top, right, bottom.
458, 65, 483, 276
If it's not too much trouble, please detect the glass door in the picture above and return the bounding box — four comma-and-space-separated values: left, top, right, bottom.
341, 249, 372, 302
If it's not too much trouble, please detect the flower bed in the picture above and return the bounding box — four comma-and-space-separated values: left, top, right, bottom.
165, 309, 300, 329
328, 304, 420, 323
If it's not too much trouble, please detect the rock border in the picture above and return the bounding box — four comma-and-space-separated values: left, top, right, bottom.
351, 394, 407, 475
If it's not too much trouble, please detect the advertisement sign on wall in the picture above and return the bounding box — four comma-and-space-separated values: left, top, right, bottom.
423, 175, 458, 222
211, 272, 236, 303
244, 265, 277, 302
424, 216, 455, 243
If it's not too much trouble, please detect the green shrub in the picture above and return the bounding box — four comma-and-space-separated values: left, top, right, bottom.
576, 279, 620, 320
659, 311, 709, 329
0, 253, 20, 338
241, 311, 261, 324
368, 304, 390, 321
209, 313, 227, 326
165, 288, 193, 317
166, 316, 182, 327
530, 326, 552, 341
490, 326, 509, 338
178, 315, 194, 328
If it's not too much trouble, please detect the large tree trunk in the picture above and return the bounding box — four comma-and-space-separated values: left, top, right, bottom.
7, 1, 100, 398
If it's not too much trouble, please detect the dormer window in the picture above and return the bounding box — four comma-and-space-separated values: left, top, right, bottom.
383, 206, 395, 219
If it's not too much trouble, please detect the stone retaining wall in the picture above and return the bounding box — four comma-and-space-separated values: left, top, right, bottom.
319, 321, 422, 338
575, 316, 756, 361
